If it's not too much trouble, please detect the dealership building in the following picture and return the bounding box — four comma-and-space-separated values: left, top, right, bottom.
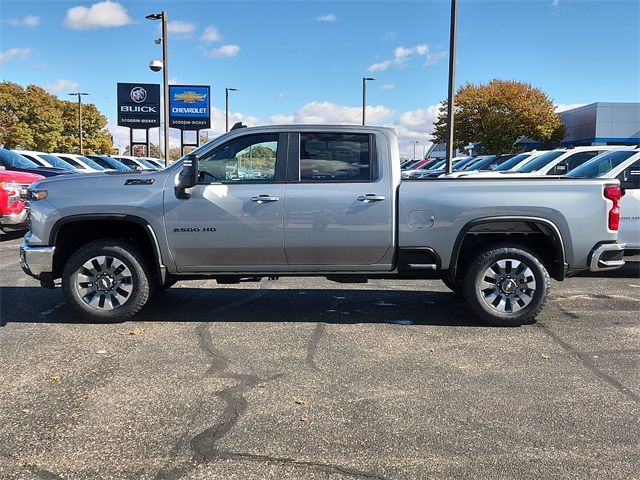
558, 102, 639, 146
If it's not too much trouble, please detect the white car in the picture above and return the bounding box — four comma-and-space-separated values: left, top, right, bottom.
453, 150, 549, 178
53, 153, 110, 173
113, 156, 158, 171
566, 148, 640, 250
142, 157, 165, 169
14, 150, 80, 172
460, 146, 630, 179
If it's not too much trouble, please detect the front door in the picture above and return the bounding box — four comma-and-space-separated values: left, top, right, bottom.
283, 132, 393, 267
164, 133, 287, 271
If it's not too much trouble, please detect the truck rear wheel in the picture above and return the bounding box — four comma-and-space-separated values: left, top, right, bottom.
463, 244, 549, 326
62, 240, 151, 321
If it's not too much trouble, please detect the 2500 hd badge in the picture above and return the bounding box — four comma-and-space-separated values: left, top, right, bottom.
173, 227, 216, 232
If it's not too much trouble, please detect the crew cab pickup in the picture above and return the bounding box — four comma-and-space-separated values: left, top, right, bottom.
20, 125, 625, 326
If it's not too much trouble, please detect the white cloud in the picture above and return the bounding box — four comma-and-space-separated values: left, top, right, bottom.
275, 92, 289, 100
63, 1, 132, 30
380, 83, 396, 90
205, 44, 240, 58
554, 103, 585, 113
166, 20, 196, 37
6, 15, 40, 27
551, 0, 560, 7
168, 77, 180, 85
389, 105, 441, 157
45, 79, 80, 94
277, 101, 394, 125
0, 47, 31, 64
368, 44, 445, 72
316, 14, 336, 22
200, 26, 221, 43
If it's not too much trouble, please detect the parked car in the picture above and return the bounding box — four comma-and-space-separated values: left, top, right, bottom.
52, 153, 110, 173
406, 156, 474, 179
142, 157, 165, 169
14, 150, 81, 172
0, 149, 73, 177
566, 148, 640, 250
21, 125, 624, 327
1, 167, 44, 231
513, 146, 626, 176
113, 155, 158, 171
84, 155, 132, 172
468, 151, 549, 177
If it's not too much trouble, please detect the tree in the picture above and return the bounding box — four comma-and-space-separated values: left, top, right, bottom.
0, 81, 113, 154
431, 80, 565, 154
59, 101, 113, 154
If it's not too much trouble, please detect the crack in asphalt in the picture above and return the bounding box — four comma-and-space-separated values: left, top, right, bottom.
306, 294, 347, 371
157, 286, 385, 480
537, 322, 639, 404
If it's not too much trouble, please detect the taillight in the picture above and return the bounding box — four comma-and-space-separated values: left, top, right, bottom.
604, 185, 621, 231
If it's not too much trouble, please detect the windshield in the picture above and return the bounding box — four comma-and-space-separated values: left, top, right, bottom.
430, 159, 447, 170
465, 155, 498, 171
566, 150, 637, 178
517, 150, 565, 173
0, 149, 40, 168
76, 155, 106, 170
136, 158, 158, 169
494, 153, 532, 171
91, 156, 130, 171
451, 157, 476, 171
41, 154, 76, 170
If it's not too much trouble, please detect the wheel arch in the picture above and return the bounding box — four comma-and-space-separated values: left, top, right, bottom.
49, 214, 165, 285
449, 216, 566, 281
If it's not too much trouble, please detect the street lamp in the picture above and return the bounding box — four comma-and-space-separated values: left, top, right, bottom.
146, 11, 170, 166
362, 77, 375, 126
445, 0, 458, 174
68, 92, 89, 154
225, 87, 237, 132
413, 140, 419, 160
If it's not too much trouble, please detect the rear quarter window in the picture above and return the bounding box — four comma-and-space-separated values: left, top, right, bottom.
299, 133, 374, 182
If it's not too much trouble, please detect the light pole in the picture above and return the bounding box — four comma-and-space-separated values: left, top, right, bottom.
146, 11, 170, 166
445, 0, 458, 174
225, 87, 237, 132
68, 92, 89, 154
362, 77, 375, 125
413, 140, 419, 160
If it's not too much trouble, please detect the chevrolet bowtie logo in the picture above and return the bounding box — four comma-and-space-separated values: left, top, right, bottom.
173, 91, 207, 103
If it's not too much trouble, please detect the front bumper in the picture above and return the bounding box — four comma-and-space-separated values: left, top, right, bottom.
20, 239, 55, 278
589, 242, 626, 272
1, 209, 29, 230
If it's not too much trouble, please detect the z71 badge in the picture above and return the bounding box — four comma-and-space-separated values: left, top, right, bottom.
124, 179, 155, 185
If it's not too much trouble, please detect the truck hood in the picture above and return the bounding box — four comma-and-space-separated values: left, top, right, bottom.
0, 170, 45, 184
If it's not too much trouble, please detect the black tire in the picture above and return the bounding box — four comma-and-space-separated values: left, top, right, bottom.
62, 239, 151, 321
463, 243, 549, 327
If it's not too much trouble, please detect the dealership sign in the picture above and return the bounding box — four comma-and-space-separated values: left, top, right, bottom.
169, 85, 211, 130
117, 83, 160, 128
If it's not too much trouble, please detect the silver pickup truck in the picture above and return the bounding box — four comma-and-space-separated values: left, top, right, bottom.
20, 125, 625, 326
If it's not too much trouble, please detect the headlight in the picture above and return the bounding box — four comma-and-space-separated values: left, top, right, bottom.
26, 188, 48, 201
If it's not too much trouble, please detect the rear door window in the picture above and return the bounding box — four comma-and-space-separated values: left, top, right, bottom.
299, 133, 373, 182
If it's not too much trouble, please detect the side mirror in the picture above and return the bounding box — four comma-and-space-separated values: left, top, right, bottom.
175, 153, 198, 199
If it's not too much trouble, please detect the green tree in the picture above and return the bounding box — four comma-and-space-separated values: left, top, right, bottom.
0, 82, 113, 154
59, 101, 113, 154
432, 80, 565, 154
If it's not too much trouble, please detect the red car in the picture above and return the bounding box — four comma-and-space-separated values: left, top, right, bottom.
0, 168, 44, 231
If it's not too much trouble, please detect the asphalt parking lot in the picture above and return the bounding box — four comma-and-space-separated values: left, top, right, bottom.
0, 232, 638, 480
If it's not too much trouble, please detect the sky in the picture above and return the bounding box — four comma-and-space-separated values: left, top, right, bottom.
1, 0, 639, 157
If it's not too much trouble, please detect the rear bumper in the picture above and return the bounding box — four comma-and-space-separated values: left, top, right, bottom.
589, 242, 626, 272
20, 239, 55, 278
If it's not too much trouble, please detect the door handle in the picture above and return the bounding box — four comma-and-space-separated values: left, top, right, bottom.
251, 195, 280, 203
357, 194, 386, 203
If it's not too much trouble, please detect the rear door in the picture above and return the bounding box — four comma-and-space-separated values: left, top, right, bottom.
164, 132, 288, 270
283, 132, 393, 267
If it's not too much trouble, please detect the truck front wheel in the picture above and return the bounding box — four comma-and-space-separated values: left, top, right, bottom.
463, 244, 549, 327
62, 240, 151, 321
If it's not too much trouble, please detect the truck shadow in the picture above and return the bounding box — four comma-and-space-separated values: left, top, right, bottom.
0, 286, 485, 327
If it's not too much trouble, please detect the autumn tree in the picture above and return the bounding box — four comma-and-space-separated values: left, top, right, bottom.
431, 80, 565, 154
59, 101, 113, 154
0, 81, 113, 154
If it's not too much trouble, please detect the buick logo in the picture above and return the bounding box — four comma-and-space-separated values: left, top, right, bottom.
130, 87, 147, 103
